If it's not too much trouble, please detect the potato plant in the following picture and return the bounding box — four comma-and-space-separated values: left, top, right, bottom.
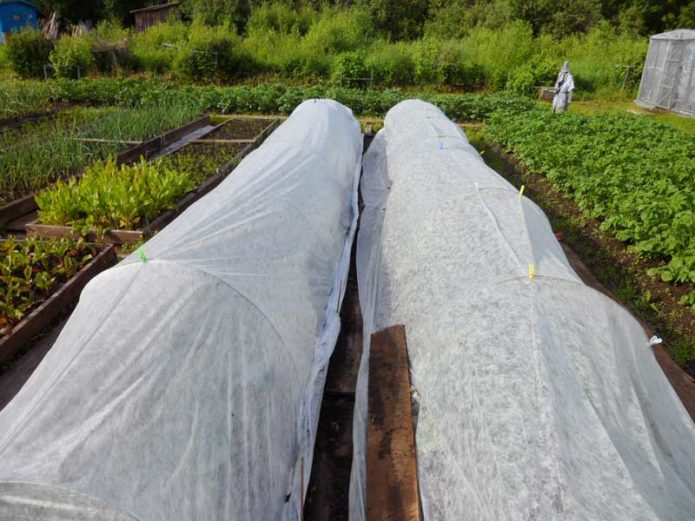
0, 236, 97, 335
486, 108, 695, 306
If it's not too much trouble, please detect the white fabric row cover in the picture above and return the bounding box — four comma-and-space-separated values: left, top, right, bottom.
351, 100, 695, 520
0, 99, 362, 521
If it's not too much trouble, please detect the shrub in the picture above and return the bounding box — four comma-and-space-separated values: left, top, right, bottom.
246, 2, 316, 36
131, 20, 189, 74
461, 21, 536, 90
506, 56, 558, 95
173, 23, 243, 83
92, 19, 132, 75
332, 51, 369, 85
365, 42, 415, 86
0, 45, 9, 73
50, 34, 94, 79
304, 7, 373, 55
5, 28, 52, 79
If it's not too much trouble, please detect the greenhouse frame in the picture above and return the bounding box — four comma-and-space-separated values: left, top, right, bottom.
636, 29, 695, 117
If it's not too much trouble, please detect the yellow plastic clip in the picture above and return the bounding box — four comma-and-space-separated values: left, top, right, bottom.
528, 263, 535, 280
519, 185, 526, 197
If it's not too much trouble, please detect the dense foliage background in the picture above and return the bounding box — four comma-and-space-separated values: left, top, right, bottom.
38, 0, 695, 37
0, 1, 692, 97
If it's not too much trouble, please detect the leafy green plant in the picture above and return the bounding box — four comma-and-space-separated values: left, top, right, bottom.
36, 157, 195, 232
50, 34, 95, 79
172, 23, 243, 83
0, 236, 97, 334
5, 28, 53, 79
486, 108, 695, 301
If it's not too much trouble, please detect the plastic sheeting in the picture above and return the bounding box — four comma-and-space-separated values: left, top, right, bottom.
637, 29, 695, 117
351, 100, 695, 520
0, 99, 362, 521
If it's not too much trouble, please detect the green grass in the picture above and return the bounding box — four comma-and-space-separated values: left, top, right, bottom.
569, 99, 695, 134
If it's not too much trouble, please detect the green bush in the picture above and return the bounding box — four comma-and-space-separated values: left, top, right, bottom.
0, 45, 10, 73
92, 19, 132, 75
173, 23, 243, 82
304, 7, 373, 55
506, 57, 558, 95
461, 21, 536, 90
50, 35, 94, 79
131, 20, 189, 74
365, 42, 415, 86
246, 2, 316, 36
5, 28, 53, 79
332, 51, 369, 85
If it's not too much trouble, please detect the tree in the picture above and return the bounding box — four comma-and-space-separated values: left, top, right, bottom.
358, 0, 430, 40
181, 0, 251, 30
40, 0, 105, 24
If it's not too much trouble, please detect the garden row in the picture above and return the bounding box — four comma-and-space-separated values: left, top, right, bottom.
0, 100, 203, 205
0, 78, 537, 122
1, 114, 278, 364
485, 108, 695, 309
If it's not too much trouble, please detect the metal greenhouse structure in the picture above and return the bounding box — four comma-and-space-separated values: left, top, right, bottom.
636, 29, 695, 117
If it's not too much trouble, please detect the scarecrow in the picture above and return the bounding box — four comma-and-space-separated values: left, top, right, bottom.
552, 61, 575, 113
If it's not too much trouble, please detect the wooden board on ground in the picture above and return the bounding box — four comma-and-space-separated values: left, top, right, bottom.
367, 325, 421, 521
0, 244, 116, 364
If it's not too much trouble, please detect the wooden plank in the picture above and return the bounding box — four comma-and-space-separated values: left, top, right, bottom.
0, 108, 60, 132
190, 138, 255, 145
367, 325, 421, 521
0, 194, 37, 226
161, 115, 210, 146
26, 222, 143, 245
0, 245, 116, 364
75, 138, 143, 146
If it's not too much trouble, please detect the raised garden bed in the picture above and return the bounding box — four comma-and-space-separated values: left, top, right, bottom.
0, 115, 211, 228
0, 107, 62, 134
0, 238, 116, 364
206, 116, 278, 141
26, 118, 280, 245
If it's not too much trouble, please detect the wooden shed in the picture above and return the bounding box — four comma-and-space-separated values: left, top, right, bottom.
130, 2, 179, 32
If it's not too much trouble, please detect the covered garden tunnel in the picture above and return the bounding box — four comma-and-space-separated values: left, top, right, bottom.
0, 98, 694, 521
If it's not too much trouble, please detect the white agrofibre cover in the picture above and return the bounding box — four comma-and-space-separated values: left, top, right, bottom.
350, 100, 695, 521
0, 99, 362, 521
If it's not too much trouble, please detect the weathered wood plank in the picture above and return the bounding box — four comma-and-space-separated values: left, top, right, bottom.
367, 325, 421, 521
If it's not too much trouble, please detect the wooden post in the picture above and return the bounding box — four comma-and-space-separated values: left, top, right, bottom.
367, 325, 421, 521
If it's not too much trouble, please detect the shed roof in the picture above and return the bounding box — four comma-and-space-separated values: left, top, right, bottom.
651, 29, 695, 40
129, 2, 179, 14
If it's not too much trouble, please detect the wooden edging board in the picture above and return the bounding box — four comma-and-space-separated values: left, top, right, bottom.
0, 244, 116, 365
0, 115, 211, 226
367, 325, 422, 521
0, 108, 61, 133
26, 118, 281, 245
